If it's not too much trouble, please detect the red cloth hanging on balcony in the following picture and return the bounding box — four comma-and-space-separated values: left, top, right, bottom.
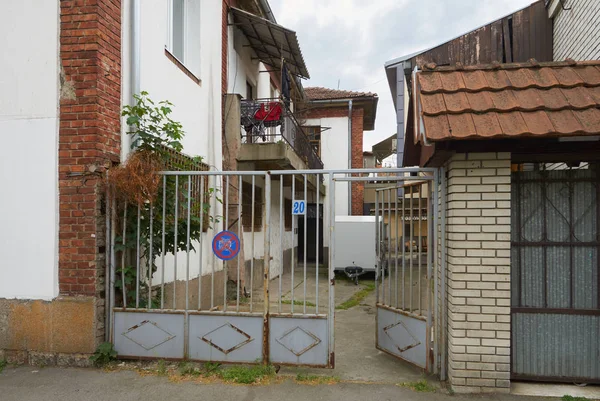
254, 102, 282, 122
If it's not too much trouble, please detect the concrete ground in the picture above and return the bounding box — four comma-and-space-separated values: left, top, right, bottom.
0, 366, 559, 401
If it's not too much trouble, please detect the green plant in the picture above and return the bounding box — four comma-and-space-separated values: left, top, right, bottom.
178, 362, 201, 377
281, 300, 317, 307
203, 361, 221, 374
218, 364, 276, 384
0, 359, 7, 374
89, 342, 117, 367
295, 373, 340, 384
111, 92, 222, 307
398, 379, 436, 393
157, 359, 167, 376
336, 283, 376, 310
562, 396, 589, 401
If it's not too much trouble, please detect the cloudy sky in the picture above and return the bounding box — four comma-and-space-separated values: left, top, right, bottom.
270, 0, 537, 163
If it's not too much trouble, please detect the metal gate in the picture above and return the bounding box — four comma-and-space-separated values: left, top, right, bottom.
105, 168, 444, 371
511, 162, 600, 382
366, 169, 443, 372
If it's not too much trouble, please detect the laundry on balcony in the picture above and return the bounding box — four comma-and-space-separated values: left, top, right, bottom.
240, 100, 283, 141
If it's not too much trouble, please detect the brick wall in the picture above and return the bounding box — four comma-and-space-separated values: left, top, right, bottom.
304, 105, 365, 215
445, 152, 511, 393
59, 0, 121, 297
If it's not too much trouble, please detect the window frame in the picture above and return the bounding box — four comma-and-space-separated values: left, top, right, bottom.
165, 0, 201, 82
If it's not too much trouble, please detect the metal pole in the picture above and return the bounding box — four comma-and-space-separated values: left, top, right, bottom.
136, 204, 141, 308
237, 175, 242, 312
291, 175, 295, 313
121, 203, 127, 309
303, 174, 308, 314
104, 176, 111, 339
198, 176, 205, 311
402, 183, 406, 310
395, 186, 399, 309
328, 172, 336, 368
173, 175, 179, 309
263, 172, 271, 364
432, 169, 439, 376
375, 190, 380, 304
387, 189, 392, 305
110, 197, 117, 343
148, 203, 153, 310
279, 176, 283, 313
224, 176, 229, 311
409, 184, 413, 313
161, 176, 166, 309
418, 184, 422, 315
250, 175, 255, 312
316, 173, 320, 315
185, 176, 191, 312
440, 167, 447, 381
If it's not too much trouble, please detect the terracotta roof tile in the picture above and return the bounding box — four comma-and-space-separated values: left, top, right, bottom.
304, 87, 377, 100
416, 60, 600, 141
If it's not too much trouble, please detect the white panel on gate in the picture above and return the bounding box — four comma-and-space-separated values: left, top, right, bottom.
188, 314, 264, 363
114, 312, 185, 359
376, 307, 427, 369
269, 316, 329, 367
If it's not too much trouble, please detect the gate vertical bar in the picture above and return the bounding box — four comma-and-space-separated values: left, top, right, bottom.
198, 176, 205, 311
433, 170, 439, 375
291, 175, 295, 313
104, 177, 111, 339
440, 167, 447, 380
316, 173, 320, 314
303, 174, 308, 314
402, 182, 406, 310
173, 176, 179, 309
250, 175, 255, 312
148, 203, 153, 310
279, 176, 283, 313
263, 172, 271, 363
387, 188, 392, 305
409, 184, 413, 312
136, 205, 141, 308
121, 204, 127, 308
381, 189, 385, 304
427, 172, 434, 374
184, 176, 191, 357
395, 186, 399, 308
161, 176, 166, 309
109, 196, 116, 343
210, 175, 215, 310
224, 176, 229, 311
418, 184, 422, 315
375, 190, 380, 304
236, 175, 241, 312
328, 172, 335, 367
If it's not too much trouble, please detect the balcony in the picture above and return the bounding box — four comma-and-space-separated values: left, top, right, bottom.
238, 98, 323, 171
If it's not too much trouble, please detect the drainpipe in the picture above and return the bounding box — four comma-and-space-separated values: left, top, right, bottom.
348, 99, 353, 215
129, 0, 141, 154
258, 0, 277, 23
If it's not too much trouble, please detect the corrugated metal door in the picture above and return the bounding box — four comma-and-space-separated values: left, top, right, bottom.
511, 163, 600, 382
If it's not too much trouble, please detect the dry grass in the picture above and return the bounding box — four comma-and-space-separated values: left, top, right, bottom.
107, 150, 162, 205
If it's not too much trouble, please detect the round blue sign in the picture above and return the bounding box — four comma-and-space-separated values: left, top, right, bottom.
212, 230, 241, 261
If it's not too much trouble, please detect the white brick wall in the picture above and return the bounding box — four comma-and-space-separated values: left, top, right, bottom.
552, 0, 600, 61
444, 152, 511, 393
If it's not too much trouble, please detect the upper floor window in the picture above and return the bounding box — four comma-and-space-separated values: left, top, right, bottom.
167, 0, 201, 78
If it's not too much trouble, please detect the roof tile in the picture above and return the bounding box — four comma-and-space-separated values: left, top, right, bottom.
496, 112, 529, 136
483, 70, 511, 90
420, 93, 447, 115
574, 66, 600, 86
416, 61, 600, 141
523, 110, 555, 136
422, 115, 451, 140
439, 72, 466, 92
472, 113, 503, 137
574, 108, 600, 133
443, 92, 470, 113
561, 87, 597, 109
461, 70, 488, 91
550, 66, 584, 87
304, 87, 377, 100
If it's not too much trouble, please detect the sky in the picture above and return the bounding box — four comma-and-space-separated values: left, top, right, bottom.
269, 0, 537, 164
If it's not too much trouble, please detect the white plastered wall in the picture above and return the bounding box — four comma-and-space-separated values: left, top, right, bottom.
121, 0, 224, 283
0, 0, 60, 299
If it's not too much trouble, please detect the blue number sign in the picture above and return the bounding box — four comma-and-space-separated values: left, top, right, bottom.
212, 230, 241, 261
292, 200, 306, 215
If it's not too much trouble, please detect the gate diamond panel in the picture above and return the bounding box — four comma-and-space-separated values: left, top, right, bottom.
276, 326, 321, 356
123, 320, 176, 351
383, 321, 421, 353
201, 323, 253, 354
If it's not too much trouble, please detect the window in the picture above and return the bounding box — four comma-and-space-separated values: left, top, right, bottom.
242, 181, 263, 231
167, 0, 201, 78
304, 126, 321, 157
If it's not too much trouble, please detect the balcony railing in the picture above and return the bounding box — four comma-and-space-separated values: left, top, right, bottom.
241, 98, 324, 170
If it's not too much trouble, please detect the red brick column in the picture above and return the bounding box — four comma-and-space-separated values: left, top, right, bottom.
59, 0, 121, 297
350, 108, 364, 215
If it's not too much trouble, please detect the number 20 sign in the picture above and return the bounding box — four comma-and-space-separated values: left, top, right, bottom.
292, 200, 306, 215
